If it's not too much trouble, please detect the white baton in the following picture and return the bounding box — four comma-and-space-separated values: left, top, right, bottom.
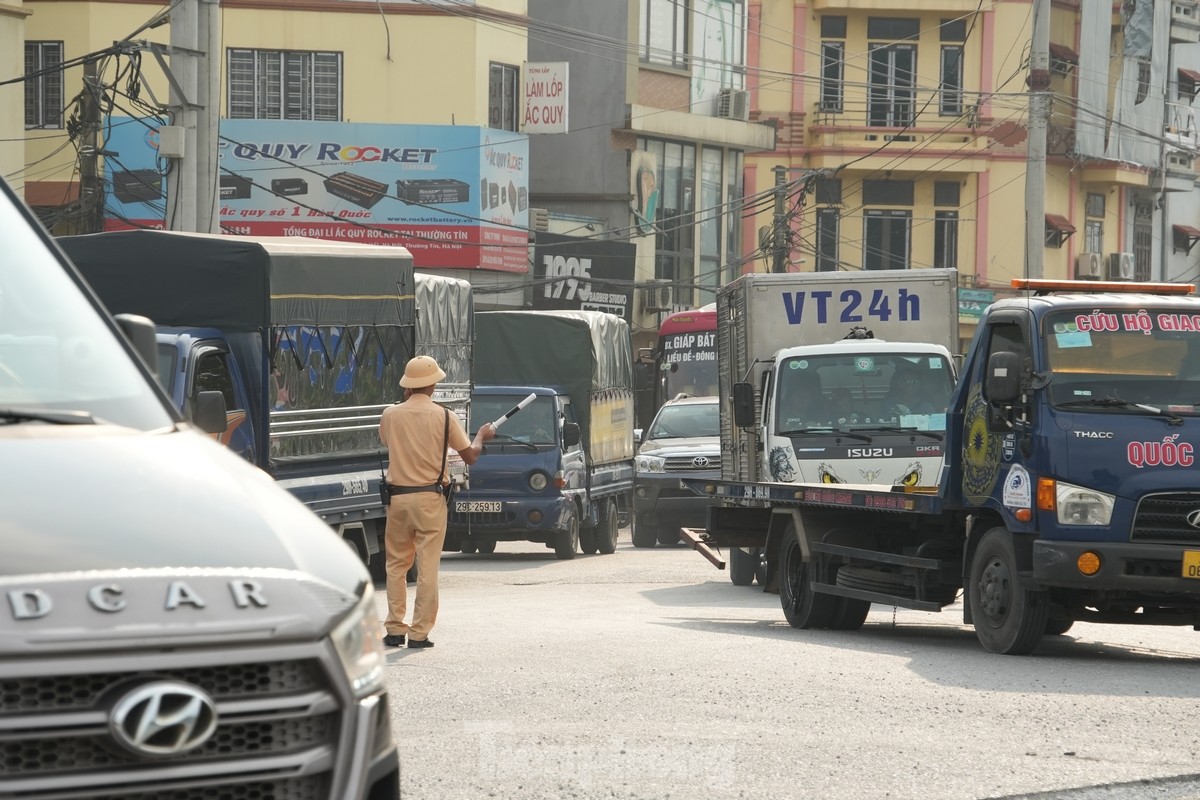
491, 392, 537, 430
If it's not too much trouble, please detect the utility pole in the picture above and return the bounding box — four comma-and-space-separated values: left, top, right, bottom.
164, 0, 220, 233
79, 60, 104, 233
772, 165, 787, 273
1024, 0, 1051, 279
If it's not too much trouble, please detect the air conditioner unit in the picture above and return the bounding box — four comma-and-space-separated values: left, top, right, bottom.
642, 282, 672, 312
715, 88, 749, 121
1107, 252, 1135, 281
1075, 251, 1103, 280
529, 207, 550, 233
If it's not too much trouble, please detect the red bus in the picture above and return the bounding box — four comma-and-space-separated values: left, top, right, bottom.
656, 304, 718, 407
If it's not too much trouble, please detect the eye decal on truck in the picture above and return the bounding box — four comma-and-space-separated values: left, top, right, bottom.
893, 462, 923, 488
818, 463, 844, 483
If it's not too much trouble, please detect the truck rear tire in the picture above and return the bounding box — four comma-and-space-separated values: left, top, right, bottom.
579, 528, 598, 555
729, 547, 756, 586
476, 538, 496, 555
779, 523, 837, 629
1045, 618, 1074, 635
596, 499, 619, 555
968, 527, 1048, 655
554, 506, 580, 560
657, 525, 680, 546
631, 517, 657, 548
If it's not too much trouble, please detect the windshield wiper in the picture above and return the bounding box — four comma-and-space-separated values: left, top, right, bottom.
779, 426, 873, 442
863, 426, 944, 441
488, 433, 539, 451
1058, 397, 1184, 426
0, 407, 96, 425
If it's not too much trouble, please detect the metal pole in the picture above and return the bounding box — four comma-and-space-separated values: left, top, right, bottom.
1024, 0, 1050, 279
772, 165, 787, 273
196, 0, 221, 233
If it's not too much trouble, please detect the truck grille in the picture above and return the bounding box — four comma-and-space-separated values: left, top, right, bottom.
0, 655, 343, 799
1131, 492, 1200, 545
664, 455, 721, 471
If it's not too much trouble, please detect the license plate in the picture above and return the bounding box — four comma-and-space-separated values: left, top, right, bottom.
1183, 550, 1200, 579
456, 501, 501, 514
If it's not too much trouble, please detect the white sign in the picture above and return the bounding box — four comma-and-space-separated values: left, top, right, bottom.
1002, 464, 1032, 509
522, 62, 568, 134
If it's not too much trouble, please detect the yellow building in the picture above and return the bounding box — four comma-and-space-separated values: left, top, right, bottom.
16, 0, 528, 240
1, 0, 30, 193
748, 1, 1200, 352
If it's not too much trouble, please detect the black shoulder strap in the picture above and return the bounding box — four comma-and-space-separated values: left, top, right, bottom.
436, 407, 449, 487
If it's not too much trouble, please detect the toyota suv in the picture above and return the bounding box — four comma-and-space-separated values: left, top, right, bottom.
632, 395, 719, 547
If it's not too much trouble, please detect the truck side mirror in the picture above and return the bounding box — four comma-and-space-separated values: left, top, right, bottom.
633, 428, 643, 445
193, 390, 229, 434
114, 313, 157, 375
985, 351, 1023, 405
732, 382, 755, 427
562, 421, 581, 448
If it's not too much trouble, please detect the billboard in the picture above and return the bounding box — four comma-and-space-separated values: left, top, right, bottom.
103, 118, 530, 272
531, 232, 636, 322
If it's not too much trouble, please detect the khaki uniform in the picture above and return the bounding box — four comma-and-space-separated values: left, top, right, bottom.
379, 393, 470, 641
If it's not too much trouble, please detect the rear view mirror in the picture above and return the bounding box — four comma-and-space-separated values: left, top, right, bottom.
114, 313, 157, 375
633, 428, 643, 445
562, 422, 581, 448
193, 390, 228, 434
985, 351, 1022, 405
732, 382, 755, 427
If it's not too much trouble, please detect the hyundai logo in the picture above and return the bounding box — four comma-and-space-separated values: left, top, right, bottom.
109, 681, 218, 757
692, 457, 710, 468
1187, 510, 1200, 530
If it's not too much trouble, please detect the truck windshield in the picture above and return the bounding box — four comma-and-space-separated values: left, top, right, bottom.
0, 187, 174, 431
471, 395, 558, 444
1044, 308, 1200, 416
775, 353, 954, 435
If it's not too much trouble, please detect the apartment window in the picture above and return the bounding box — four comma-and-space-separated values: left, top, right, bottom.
864, 210, 911, 270
940, 46, 963, 115
25, 42, 64, 129
227, 49, 342, 120
934, 181, 960, 207
821, 43, 845, 112
1084, 192, 1104, 254
489, 63, 519, 131
867, 44, 916, 127
863, 179, 914, 206
935, 211, 958, 270
816, 177, 842, 204
816, 209, 840, 272
641, 0, 689, 68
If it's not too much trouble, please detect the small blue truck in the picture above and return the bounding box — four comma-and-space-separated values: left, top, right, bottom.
684, 278, 1200, 654
447, 310, 635, 559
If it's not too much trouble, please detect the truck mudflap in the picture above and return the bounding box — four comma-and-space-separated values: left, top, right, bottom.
1034, 539, 1200, 600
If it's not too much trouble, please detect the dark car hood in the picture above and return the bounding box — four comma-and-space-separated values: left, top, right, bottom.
0, 424, 366, 587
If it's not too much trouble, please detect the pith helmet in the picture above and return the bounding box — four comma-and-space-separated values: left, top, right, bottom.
399, 355, 446, 388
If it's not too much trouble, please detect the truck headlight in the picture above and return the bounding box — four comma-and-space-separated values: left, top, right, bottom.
1055, 482, 1115, 526
330, 584, 386, 698
636, 455, 665, 473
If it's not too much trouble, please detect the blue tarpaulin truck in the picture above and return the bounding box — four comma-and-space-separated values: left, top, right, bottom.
684, 278, 1200, 654
58, 231, 420, 573
447, 310, 635, 559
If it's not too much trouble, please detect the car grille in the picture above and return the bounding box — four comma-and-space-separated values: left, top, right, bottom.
0, 656, 342, 799
664, 455, 721, 471
1131, 492, 1200, 545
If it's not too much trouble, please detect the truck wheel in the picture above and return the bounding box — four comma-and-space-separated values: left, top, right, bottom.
476, 538, 497, 555
1045, 618, 1074, 636
779, 523, 836, 629
596, 499, 619, 555
657, 525, 680, 546
460, 540, 478, 555
968, 527, 1049, 655
631, 517, 657, 548
554, 506, 579, 560
579, 528, 598, 555
729, 547, 756, 586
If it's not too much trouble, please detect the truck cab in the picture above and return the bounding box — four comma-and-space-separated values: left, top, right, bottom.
446, 385, 588, 559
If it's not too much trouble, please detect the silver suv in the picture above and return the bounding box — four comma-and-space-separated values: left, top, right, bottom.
632, 395, 719, 547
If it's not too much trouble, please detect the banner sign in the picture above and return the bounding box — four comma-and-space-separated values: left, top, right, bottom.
103, 117, 530, 272
531, 232, 636, 322
521, 62, 568, 134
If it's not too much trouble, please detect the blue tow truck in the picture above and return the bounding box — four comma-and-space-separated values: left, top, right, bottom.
683, 278, 1200, 654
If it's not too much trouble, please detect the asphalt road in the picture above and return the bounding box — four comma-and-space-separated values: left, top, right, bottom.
375, 530, 1200, 800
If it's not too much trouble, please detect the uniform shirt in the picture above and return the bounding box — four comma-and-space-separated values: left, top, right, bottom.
379, 393, 471, 486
